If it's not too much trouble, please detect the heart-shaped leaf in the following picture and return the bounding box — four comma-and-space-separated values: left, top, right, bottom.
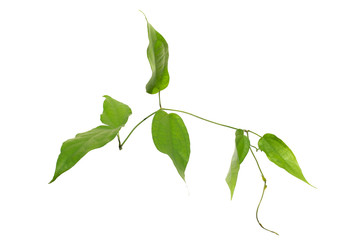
151, 110, 190, 180
226, 129, 250, 199
143, 14, 170, 94
258, 133, 311, 185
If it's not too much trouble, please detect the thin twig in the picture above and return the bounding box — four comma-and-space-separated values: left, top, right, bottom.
247, 132, 279, 236
162, 108, 238, 130
121, 111, 158, 148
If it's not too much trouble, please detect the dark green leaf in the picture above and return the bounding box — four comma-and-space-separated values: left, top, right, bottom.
151, 110, 190, 180
100, 95, 132, 128
49, 126, 120, 183
226, 129, 250, 199
258, 133, 311, 185
143, 14, 170, 94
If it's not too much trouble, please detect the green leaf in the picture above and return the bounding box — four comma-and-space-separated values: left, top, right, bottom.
143, 14, 170, 94
258, 133, 311, 185
50, 96, 132, 183
100, 95, 132, 128
49, 126, 120, 183
226, 129, 250, 199
151, 110, 190, 180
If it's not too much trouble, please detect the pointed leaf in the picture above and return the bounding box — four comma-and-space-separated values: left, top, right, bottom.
50, 97, 132, 183
143, 15, 170, 94
226, 129, 250, 199
151, 110, 190, 180
50, 125, 120, 183
100, 95, 132, 129
258, 133, 310, 185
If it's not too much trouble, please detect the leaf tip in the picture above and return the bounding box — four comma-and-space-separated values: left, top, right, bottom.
139, 10, 148, 22
180, 173, 186, 182
48, 176, 56, 184
225, 178, 235, 200
304, 179, 316, 188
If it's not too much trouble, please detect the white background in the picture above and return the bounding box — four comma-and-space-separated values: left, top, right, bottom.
1, 0, 359, 239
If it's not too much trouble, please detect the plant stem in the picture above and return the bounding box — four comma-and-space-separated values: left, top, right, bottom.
256, 182, 279, 236
162, 108, 238, 130
247, 132, 279, 236
249, 146, 265, 179
248, 130, 262, 138
250, 144, 259, 152
158, 91, 162, 108
117, 134, 122, 150
121, 110, 158, 148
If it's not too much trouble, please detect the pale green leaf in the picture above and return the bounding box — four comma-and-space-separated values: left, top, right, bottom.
226, 129, 250, 199
100, 95, 132, 128
50, 126, 120, 183
151, 110, 190, 180
258, 133, 311, 185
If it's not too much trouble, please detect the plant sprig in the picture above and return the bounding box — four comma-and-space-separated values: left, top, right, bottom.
50, 12, 313, 236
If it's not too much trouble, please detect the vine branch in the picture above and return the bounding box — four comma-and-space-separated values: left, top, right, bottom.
250, 144, 260, 151
247, 132, 279, 236
121, 108, 264, 151
162, 108, 238, 130
247, 130, 262, 138
120, 110, 158, 148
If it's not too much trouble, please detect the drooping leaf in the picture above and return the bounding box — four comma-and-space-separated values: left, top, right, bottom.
226, 129, 250, 199
49, 125, 120, 183
50, 96, 132, 183
258, 133, 311, 185
143, 14, 170, 94
151, 110, 190, 180
100, 95, 132, 128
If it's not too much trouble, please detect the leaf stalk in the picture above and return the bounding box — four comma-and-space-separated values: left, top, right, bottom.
158, 91, 162, 108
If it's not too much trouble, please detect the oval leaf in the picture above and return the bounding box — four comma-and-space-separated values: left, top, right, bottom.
143, 15, 170, 94
226, 129, 250, 199
50, 125, 120, 183
100, 95, 132, 129
151, 110, 190, 180
258, 133, 311, 185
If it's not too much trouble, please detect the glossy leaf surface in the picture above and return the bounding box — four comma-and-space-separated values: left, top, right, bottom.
152, 110, 190, 180
258, 133, 310, 185
100, 95, 132, 128
226, 129, 250, 199
50, 126, 120, 183
144, 16, 170, 94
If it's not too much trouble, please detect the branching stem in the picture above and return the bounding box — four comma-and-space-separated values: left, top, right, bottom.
120, 110, 158, 148
162, 108, 238, 130
247, 132, 279, 236
117, 134, 122, 150
120, 108, 279, 235
121, 108, 263, 151
120, 107, 239, 150
250, 144, 260, 151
